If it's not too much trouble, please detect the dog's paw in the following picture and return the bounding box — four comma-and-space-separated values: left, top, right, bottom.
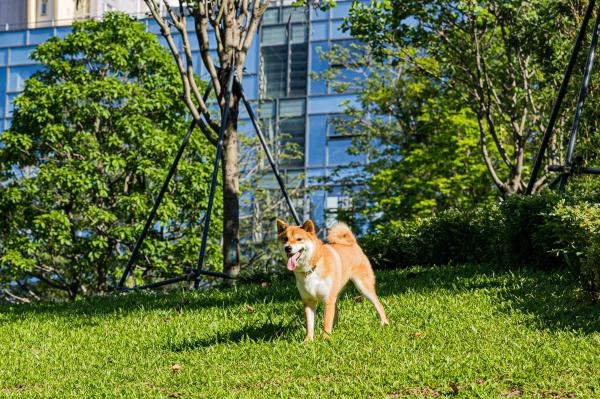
323, 331, 332, 340
381, 319, 389, 326
304, 336, 314, 342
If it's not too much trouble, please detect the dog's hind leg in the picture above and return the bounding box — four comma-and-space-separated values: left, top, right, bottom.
333, 303, 339, 328
351, 270, 388, 325
323, 296, 338, 338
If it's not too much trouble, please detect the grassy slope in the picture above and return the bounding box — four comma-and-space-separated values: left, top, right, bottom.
1, 264, 599, 398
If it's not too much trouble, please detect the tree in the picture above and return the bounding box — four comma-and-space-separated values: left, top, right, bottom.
0, 12, 220, 301
344, 0, 592, 195
141, 0, 333, 278
316, 43, 494, 224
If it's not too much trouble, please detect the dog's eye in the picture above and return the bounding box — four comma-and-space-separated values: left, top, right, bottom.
296, 238, 302, 241
283, 237, 288, 242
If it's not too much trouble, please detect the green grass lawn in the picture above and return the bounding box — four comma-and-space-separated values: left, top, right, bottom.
1, 264, 599, 398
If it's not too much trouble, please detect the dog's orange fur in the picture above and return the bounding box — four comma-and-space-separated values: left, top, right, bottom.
277, 219, 388, 340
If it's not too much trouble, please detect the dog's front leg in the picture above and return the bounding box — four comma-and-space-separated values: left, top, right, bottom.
303, 301, 316, 341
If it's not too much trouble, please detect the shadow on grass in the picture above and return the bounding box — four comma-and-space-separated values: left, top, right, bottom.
2, 263, 598, 334
0, 276, 299, 321
167, 321, 295, 351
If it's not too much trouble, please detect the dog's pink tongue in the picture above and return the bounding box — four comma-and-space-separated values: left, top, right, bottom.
287, 252, 302, 271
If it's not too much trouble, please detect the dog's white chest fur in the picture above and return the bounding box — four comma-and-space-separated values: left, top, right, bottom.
295, 271, 332, 301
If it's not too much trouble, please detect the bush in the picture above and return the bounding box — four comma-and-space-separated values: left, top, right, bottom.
541, 201, 600, 297
499, 193, 563, 269
360, 193, 600, 298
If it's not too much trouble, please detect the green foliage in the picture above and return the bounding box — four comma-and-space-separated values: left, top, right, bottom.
0, 13, 221, 300
360, 194, 600, 298
541, 200, 600, 296
0, 264, 599, 396
316, 43, 495, 222
340, 0, 600, 196
499, 193, 564, 269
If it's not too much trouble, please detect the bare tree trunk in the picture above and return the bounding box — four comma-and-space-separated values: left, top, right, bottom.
222, 106, 240, 279
143, 0, 274, 278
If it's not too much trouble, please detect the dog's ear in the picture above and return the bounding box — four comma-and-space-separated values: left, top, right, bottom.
302, 220, 316, 234
276, 218, 288, 234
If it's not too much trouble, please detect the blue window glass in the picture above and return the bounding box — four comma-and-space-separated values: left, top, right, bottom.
331, 19, 350, 39
244, 37, 259, 75
310, 7, 329, 21
185, 16, 194, 31
54, 26, 71, 40
241, 74, 258, 99
146, 19, 162, 35
188, 33, 199, 51
279, 116, 305, 168
280, 99, 305, 117
307, 94, 356, 114
311, 21, 328, 41
0, 68, 5, 117
237, 117, 253, 133
261, 44, 286, 97
289, 43, 308, 95
8, 65, 41, 92
0, 31, 26, 48
208, 31, 216, 49
309, 189, 326, 229
28, 28, 54, 45
282, 7, 307, 24
262, 8, 280, 24
328, 138, 363, 166
309, 42, 329, 94
307, 167, 326, 182
3, 118, 11, 130
309, 41, 330, 69
328, 40, 363, 92
308, 115, 326, 166
332, 2, 352, 18
0, 48, 7, 66
291, 24, 308, 44
262, 26, 286, 46
10, 46, 36, 65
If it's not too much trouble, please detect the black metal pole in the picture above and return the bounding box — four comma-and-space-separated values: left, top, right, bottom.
193, 62, 237, 289
131, 267, 233, 291
237, 80, 302, 226
559, 3, 600, 191
117, 84, 213, 288
549, 165, 600, 174
525, 0, 596, 195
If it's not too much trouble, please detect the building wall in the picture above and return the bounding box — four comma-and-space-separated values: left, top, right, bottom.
23, 0, 88, 29
0, 0, 28, 31
0, 1, 363, 230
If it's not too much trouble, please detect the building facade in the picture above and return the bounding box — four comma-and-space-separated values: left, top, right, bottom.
0, 1, 361, 232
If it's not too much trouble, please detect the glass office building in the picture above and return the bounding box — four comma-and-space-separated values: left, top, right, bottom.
0, 1, 362, 231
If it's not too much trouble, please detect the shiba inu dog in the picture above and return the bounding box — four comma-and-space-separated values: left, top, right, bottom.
276, 219, 388, 340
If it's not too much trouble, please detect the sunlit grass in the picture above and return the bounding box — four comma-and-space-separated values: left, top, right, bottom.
1, 264, 599, 398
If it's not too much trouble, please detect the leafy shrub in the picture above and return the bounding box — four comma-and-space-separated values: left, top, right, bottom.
360, 193, 600, 298
499, 193, 563, 269
583, 237, 600, 299
541, 201, 600, 297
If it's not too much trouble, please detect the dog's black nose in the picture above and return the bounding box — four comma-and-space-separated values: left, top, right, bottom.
285, 246, 292, 253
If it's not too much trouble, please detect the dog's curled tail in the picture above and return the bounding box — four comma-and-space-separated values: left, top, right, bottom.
327, 222, 357, 246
